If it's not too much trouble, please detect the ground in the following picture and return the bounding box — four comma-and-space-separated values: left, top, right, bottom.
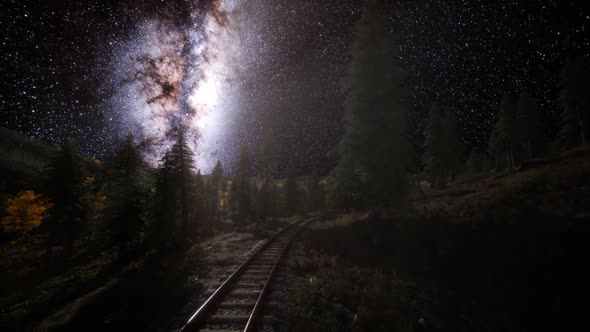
0, 217, 297, 331
282, 148, 590, 332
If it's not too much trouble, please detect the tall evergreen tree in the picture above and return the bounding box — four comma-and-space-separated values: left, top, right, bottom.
489, 95, 518, 169
308, 169, 325, 212
170, 132, 196, 245
441, 110, 464, 179
231, 145, 251, 224
151, 150, 175, 248
255, 178, 272, 222
335, 0, 410, 213
209, 160, 224, 220
43, 139, 85, 257
332, 158, 363, 210
284, 160, 299, 216
192, 169, 205, 236
422, 101, 446, 188
261, 129, 278, 179
516, 92, 545, 159
557, 56, 590, 147
104, 136, 146, 262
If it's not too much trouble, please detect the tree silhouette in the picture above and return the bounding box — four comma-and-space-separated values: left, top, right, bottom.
42, 139, 85, 256
489, 95, 518, 169
230, 145, 251, 224
284, 160, 299, 216
170, 132, 196, 245
441, 110, 464, 179
255, 178, 273, 222
209, 160, 224, 221
104, 136, 146, 262
150, 150, 175, 248
307, 169, 325, 212
335, 0, 410, 213
423, 101, 446, 187
516, 92, 545, 160
557, 56, 590, 147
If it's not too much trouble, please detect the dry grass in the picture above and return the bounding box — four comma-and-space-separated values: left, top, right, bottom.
418, 147, 590, 222
308, 212, 368, 230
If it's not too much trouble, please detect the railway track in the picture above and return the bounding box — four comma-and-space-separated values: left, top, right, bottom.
180, 216, 319, 332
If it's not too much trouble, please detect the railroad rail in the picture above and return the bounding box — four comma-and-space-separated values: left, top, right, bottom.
180, 215, 319, 332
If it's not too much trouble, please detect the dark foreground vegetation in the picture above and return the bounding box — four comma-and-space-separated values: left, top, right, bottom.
287, 148, 590, 331
289, 215, 590, 332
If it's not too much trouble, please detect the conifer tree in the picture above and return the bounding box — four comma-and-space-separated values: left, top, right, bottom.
261, 129, 278, 179
441, 110, 464, 179
335, 0, 410, 212
170, 132, 196, 245
255, 178, 272, 222
284, 160, 299, 216
151, 150, 175, 248
557, 56, 590, 147
516, 92, 545, 159
104, 135, 146, 262
332, 158, 363, 210
209, 160, 224, 220
489, 95, 518, 169
308, 169, 325, 212
231, 145, 251, 224
422, 101, 446, 187
192, 169, 205, 236
43, 139, 85, 256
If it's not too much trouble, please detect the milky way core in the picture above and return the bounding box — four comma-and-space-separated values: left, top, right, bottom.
106, 0, 246, 172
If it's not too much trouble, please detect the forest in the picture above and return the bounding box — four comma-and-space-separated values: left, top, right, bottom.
1, 0, 590, 331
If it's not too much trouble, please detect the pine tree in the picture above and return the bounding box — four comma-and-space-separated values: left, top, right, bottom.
466, 149, 492, 174
150, 150, 175, 248
261, 129, 278, 179
104, 135, 146, 262
231, 145, 251, 224
557, 56, 590, 147
170, 132, 196, 245
332, 158, 363, 210
516, 92, 545, 160
284, 160, 299, 216
335, 0, 410, 212
42, 139, 85, 256
489, 95, 518, 169
255, 178, 272, 222
422, 101, 446, 188
308, 169, 324, 212
442, 110, 464, 179
209, 160, 224, 221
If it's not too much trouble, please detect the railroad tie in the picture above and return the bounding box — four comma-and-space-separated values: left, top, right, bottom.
208, 314, 250, 322
218, 301, 257, 308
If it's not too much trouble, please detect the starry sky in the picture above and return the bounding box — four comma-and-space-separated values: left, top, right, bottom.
1, 0, 589, 174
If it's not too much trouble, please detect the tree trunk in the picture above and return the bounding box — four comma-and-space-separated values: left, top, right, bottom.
578, 105, 586, 145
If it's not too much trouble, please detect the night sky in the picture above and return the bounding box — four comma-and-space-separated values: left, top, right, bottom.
1, 0, 589, 174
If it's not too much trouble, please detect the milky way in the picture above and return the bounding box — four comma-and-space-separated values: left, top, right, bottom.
106, 0, 244, 171
1, 0, 589, 175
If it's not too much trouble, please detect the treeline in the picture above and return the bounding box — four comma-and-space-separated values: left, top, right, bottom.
424, 54, 590, 185
0, 130, 329, 262
331, 0, 590, 214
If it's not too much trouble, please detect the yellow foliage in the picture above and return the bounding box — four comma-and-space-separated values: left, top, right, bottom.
1, 190, 53, 236
419, 180, 431, 193
84, 176, 95, 185
95, 194, 107, 212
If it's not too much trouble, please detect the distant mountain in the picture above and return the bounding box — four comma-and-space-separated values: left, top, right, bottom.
0, 127, 57, 193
